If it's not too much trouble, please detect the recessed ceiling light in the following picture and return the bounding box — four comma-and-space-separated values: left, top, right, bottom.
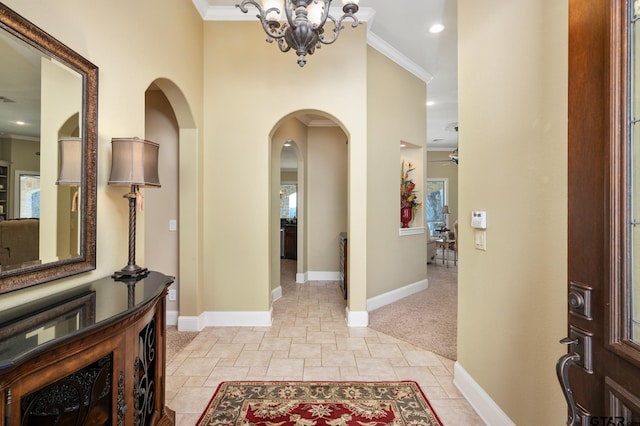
429, 23, 445, 34
426, 101, 435, 106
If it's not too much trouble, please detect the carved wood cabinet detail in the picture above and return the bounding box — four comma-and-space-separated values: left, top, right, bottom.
0, 271, 174, 425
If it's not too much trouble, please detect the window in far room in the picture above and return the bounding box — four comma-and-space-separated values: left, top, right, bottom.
16, 171, 40, 218
425, 178, 448, 237
280, 184, 297, 220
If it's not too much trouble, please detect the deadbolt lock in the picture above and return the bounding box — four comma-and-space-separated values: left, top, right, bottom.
569, 282, 592, 320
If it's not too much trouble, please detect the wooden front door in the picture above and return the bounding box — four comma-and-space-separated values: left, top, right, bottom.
563, 0, 640, 424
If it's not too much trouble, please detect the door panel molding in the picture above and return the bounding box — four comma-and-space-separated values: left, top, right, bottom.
605, 376, 640, 419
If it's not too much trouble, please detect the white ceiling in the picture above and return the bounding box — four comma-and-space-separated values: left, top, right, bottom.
197, 0, 459, 151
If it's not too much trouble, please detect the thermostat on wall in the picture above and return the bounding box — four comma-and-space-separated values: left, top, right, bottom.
471, 211, 487, 229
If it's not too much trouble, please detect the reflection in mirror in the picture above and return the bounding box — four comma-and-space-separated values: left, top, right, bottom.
56, 137, 81, 260
0, 4, 97, 293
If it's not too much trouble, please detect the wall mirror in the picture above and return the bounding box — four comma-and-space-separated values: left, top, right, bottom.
0, 4, 97, 293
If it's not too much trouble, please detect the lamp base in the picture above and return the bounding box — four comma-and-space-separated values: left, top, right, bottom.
112, 265, 149, 281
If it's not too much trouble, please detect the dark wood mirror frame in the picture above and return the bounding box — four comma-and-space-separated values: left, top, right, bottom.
0, 4, 97, 294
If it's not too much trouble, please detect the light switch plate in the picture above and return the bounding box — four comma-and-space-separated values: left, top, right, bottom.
474, 230, 487, 250
169, 219, 177, 232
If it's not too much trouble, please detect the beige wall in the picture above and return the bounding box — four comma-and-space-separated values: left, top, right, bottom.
366, 47, 427, 298
427, 150, 459, 230
307, 126, 348, 272
0, 1, 574, 421
0, 0, 204, 309
203, 21, 368, 313
280, 171, 297, 182
0, 3, 426, 322
145, 89, 180, 313
457, 0, 567, 424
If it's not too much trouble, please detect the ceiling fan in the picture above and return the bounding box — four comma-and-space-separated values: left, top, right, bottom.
428, 149, 458, 166
428, 122, 458, 166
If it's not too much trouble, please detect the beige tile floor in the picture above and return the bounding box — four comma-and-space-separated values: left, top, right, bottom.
165, 280, 485, 425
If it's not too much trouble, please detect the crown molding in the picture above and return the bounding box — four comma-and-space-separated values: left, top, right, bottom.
198, 3, 375, 23
367, 32, 432, 84
192, 3, 430, 83
191, 0, 210, 19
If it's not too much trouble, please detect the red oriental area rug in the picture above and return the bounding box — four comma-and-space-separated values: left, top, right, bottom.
197, 381, 443, 426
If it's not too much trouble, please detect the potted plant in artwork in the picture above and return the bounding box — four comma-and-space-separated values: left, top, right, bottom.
400, 160, 422, 228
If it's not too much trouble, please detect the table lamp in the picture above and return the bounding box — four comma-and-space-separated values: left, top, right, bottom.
56, 137, 81, 211
108, 137, 160, 279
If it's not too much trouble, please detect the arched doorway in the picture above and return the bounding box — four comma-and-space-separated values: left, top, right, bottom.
269, 111, 349, 306
143, 79, 200, 327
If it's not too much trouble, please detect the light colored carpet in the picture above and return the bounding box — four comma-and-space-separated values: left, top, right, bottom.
368, 256, 457, 361
166, 326, 198, 362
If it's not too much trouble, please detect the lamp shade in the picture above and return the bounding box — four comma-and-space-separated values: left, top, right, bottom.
441, 205, 450, 214
108, 137, 161, 187
56, 137, 82, 185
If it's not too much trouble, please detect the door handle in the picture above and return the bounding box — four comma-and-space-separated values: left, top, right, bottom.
557, 337, 581, 426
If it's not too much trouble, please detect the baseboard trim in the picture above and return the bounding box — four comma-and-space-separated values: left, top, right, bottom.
177, 309, 273, 331
272, 286, 282, 302
296, 271, 341, 283
177, 314, 205, 332
346, 307, 368, 327
308, 271, 340, 281
166, 310, 179, 326
454, 362, 515, 426
367, 279, 429, 312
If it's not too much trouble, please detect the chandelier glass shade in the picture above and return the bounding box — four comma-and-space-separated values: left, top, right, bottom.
236, 0, 361, 67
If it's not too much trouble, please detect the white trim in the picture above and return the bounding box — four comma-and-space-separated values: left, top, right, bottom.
454, 362, 516, 426
177, 309, 273, 330
191, 0, 210, 18
177, 314, 205, 332
367, 279, 429, 312
307, 118, 341, 127
205, 310, 273, 327
296, 272, 307, 284
272, 286, 282, 302
399, 227, 426, 236
307, 271, 341, 281
346, 307, 368, 327
200, 4, 376, 23
166, 310, 179, 327
367, 32, 433, 83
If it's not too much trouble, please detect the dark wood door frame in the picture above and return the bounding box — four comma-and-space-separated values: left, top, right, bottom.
565, 0, 640, 423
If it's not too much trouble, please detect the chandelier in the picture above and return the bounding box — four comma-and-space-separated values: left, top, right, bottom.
236, 0, 361, 67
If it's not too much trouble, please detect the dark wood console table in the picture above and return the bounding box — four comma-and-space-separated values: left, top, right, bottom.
0, 271, 174, 425
339, 233, 347, 300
